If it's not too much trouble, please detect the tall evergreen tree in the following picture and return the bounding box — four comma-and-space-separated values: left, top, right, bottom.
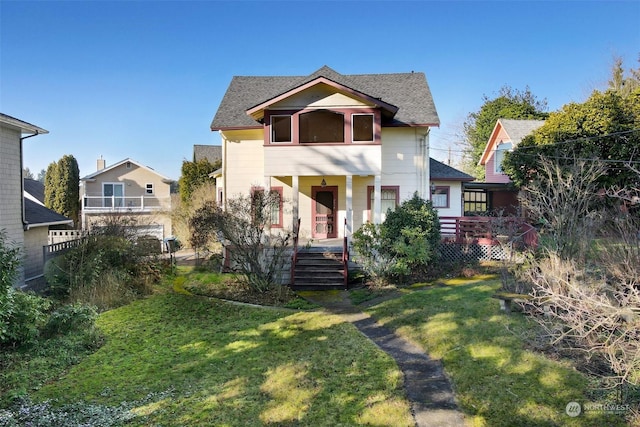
178, 158, 220, 205
44, 155, 80, 226
44, 161, 59, 210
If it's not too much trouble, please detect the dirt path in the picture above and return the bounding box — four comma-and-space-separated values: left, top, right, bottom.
302, 291, 466, 427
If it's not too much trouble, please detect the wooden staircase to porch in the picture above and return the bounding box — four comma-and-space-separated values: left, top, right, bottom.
292, 248, 347, 291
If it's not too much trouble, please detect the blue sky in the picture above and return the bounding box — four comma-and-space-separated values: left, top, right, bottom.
2, 0, 639, 180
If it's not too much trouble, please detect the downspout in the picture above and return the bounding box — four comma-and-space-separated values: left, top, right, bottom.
20, 132, 41, 231
423, 128, 430, 200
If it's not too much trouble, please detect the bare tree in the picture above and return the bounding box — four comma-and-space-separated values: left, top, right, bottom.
519, 157, 607, 260
189, 190, 292, 292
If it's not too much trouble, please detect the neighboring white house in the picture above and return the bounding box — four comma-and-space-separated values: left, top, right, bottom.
80, 157, 173, 241
210, 66, 473, 240
0, 113, 48, 288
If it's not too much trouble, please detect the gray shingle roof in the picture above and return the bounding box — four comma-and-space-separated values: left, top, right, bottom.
23, 179, 73, 227
193, 145, 222, 163
430, 158, 475, 181
211, 66, 439, 130
24, 178, 45, 203
499, 119, 545, 144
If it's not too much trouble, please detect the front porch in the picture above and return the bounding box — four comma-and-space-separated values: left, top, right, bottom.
289, 216, 538, 290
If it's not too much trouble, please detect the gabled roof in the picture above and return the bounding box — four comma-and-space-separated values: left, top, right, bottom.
23, 179, 73, 229
0, 112, 49, 135
211, 66, 440, 130
24, 178, 45, 204
80, 158, 173, 183
430, 158, 475, 181
479, 119, 545, 165
193, 145, 222, 163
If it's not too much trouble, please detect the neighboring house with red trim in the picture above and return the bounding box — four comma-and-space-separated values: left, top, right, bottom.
80, 157, 173, 242
467, 119, 545, 215
210, 66, 472, 240
0, 113, 49, 288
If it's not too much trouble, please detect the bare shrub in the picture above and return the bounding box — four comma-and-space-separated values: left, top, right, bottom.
188, 191, 292, 292
519, 157, 607, 260
519, 157, 640, 396
524, 254, 640, 387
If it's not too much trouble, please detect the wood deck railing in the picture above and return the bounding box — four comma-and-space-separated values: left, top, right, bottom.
439, 216, 538, 248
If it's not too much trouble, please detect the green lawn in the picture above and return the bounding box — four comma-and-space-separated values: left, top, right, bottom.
32, 291, 414, 426
364, 276, 630, 427
3, 270, 633, 426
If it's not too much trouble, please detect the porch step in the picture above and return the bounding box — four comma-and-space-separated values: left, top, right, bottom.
292, 250, 347, 290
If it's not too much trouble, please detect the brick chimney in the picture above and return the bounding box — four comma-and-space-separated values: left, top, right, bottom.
97, 156, 105, 171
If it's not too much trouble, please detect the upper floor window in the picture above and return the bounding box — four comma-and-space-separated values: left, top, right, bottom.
145, 183, 154, 195
103, 183, 124, 208
299, 110, 344, 143
271, 115, 292, 143
352, 114, 374, 142
494, 141, 512, 173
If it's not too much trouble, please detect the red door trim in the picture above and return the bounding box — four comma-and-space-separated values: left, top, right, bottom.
311, 186, 338, 239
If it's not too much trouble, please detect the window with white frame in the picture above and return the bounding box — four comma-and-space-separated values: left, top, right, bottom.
145, 183, 154, 195
431, 186, 449, 208
368, 186, 399, 222
271, 115, 292, 143
103, 183, 124, 208
494, 141, 512, 173
352, 114, 374, 142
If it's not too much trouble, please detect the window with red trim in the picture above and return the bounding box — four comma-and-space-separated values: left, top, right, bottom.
367, 186, 399, 221
250, 186, 283, 227
432, 186, 450, 208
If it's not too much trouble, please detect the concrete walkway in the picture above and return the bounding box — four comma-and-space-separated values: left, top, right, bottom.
302, 291, 466, 427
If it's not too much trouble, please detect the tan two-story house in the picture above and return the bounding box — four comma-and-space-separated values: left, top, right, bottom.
210, 66, 448, 240
80, 158, 173, 242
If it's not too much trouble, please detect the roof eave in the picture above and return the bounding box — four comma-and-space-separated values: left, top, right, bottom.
26, 219, 74, 229
478, 120, 504, 166
0, 114, 49, 135
245, 77, 399, 121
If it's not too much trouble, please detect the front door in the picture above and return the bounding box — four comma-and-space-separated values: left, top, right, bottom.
312, 186, 338, 239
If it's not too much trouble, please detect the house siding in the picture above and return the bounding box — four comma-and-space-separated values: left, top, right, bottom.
221, 126, 435, 238
0, 125, 25, 286
23, 226, 48, 280
430, 180, 464, 217
485, 126, 512, 184
380, 128, 426, 199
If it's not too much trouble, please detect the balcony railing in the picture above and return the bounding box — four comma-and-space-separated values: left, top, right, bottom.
82, 195, 170, 212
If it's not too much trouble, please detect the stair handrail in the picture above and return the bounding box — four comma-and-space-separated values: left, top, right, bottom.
290, 218, 301, 286
342, 218, 349, 288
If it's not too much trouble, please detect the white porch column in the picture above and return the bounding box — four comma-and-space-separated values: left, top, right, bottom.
373, 174, 382, 224
345, 175, 353, 237
292, 175, 299, 230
